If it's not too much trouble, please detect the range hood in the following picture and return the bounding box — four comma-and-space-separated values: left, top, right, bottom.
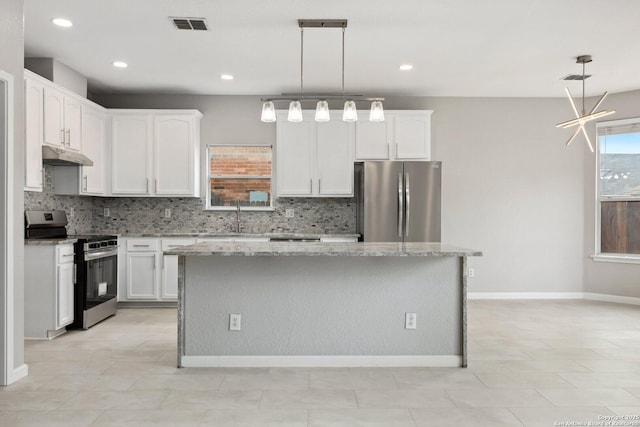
42, 145, 93, 166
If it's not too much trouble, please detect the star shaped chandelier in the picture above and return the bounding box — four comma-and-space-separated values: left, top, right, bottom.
555, 55, 616, 152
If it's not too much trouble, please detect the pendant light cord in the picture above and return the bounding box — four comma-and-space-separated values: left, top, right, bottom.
341, 26, 345, 97
300, 27, 304, 96
582, 61, 585, 115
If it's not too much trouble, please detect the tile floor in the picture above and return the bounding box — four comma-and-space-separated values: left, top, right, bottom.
1, 300, 639, 426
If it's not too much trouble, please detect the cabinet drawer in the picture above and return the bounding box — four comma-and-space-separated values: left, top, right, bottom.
56, 244, 75, 264
161, 238, 196, 251
126, 239, 160, 252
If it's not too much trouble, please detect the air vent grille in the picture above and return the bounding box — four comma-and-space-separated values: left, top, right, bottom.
562, 74, 591, 81
170, 17, 208, 31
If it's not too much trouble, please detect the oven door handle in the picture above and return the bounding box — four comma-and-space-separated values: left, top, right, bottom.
84, 248, 119, 261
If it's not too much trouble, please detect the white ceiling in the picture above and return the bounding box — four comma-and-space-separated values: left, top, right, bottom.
23, 0, 640, 98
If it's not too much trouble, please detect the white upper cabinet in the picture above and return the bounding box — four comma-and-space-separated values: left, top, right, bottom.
24, 76, 44, 192
111, 114, 152, 195
276, 111, 354, 197
111, 110, 201, 197
154, 115, 198, 196
355, 110, 432, 161
315, 115, 354, 195
354, 120, 390, 160
43, 86, 82, 151
81, 105, 107, 195
277, 117, 314, 196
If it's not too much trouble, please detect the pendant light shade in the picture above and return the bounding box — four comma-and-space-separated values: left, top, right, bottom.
315, 100, 330, 122
369, 100, 384, 122
343, 100, 358, 122
260, 101, 276, 122
288, 101, 303, 122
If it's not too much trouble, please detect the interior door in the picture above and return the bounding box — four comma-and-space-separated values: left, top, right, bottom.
403, 161, 441, 242
363, 161, 404, 242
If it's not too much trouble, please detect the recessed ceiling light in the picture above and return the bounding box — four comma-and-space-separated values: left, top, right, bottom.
220, 74, 234, 80
112, 61, 128, 68
52, 18, 73, 27
399, 64, 414, 71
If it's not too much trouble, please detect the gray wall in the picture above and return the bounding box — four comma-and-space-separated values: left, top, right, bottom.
583, 89, 640, 298
0, 0, 25, 383
95, 93, 586, 295
185, 256, 462, 356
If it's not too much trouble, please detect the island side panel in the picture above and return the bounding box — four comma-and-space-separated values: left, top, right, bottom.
182, 255, 462, 362
177, 255, 186, 367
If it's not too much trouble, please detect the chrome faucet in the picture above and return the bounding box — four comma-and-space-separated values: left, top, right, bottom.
235, 200, 243, 233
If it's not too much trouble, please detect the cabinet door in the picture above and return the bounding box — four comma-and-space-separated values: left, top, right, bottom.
126, 252, 158, 300
81, 107, 106, 195
154, 115, 194, 196
43, 87, 65, 147
394, 113, 431, 160
24, 78, 44, 191
316, 118, 354, 196
56, 263, 75, 328
162, 255, 179, 300
64, 96, 83, 152
112, 115, 152, 195
276, 115, 314, 196
161, 238, 196, 300
355, 120, 390, 160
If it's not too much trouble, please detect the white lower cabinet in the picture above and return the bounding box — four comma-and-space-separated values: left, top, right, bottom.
120, 237, 195, 302
25, 244, 75, 339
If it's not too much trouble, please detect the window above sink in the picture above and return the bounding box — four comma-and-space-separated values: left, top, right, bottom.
205, 144, 273, 211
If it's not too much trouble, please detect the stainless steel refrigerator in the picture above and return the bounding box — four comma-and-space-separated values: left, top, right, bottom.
354, 161, 441, 242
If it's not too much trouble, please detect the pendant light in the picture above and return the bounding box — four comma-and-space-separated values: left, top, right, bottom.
343, 100, 358, 122
288, 101, 303, 122
260, 19, 385, 123
315, 100, 330, 122
369, 100, 384, 122
261, 101, 276, 122
556, 55, 616, 152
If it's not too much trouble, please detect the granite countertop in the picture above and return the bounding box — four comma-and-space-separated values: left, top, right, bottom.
122, 233, 360, 240
165, 241, 482, 257
25, 238, 79, 246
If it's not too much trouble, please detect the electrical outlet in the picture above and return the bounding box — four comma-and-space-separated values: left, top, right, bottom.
229, 313, 241, 331
285, 209, 294, 218
405, 312, 417, 330
103, 208, 110, 217
468, 268, 475, 278
164, 208, 171, 218
69, 207, 75, 218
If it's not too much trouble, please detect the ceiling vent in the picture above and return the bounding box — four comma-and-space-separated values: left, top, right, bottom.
562, 74, 591, 81
170, 17, 208, 31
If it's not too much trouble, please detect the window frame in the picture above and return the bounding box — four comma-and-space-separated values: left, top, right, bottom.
593, 117, 640, 263
204, 143, 275, 212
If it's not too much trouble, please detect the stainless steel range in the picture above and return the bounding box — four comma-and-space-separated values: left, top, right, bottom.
25, 210, 118, 329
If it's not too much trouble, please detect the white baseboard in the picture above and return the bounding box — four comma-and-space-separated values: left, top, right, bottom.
468, 292, 584, 300
6, 364, 28, 385
584, 293, 640, 306
180, 355, 462, 368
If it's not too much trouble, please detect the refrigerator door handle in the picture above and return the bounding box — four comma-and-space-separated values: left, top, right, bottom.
398, 173, 404, 238
405, 173, 410, 238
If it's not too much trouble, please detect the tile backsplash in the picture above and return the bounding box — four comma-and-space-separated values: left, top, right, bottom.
24, 166, 356, 235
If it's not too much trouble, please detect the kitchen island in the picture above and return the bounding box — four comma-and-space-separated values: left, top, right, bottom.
167, 241, 481, 368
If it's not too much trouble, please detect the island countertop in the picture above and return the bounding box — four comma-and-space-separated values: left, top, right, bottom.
165, 241, 482, 257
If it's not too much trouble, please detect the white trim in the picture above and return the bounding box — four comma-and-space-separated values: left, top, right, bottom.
181, 355, 462, 368
0, 70, 19, 385
584, 293, 640, 306
468, 292, 584, 300
591, 254, 640, 264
